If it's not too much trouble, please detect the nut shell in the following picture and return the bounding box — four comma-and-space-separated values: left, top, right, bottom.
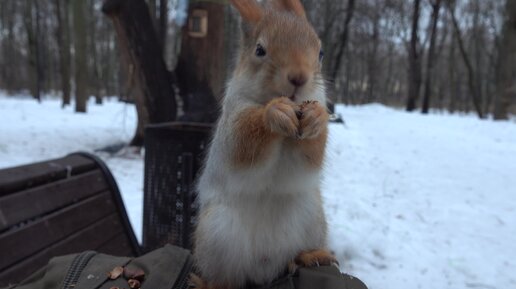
107, 266, 124, 280
128, 279, 141, 289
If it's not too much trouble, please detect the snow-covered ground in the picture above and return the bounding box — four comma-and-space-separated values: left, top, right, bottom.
1, 94, 515, 289
326, 105, 516, 289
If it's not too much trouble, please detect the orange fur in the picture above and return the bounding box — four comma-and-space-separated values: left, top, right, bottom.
190, 273, 233, 289
286, 101, 329, 168
298, 101, 330, 138
286, 50, 312, 82
295, 249, 338, 267
233, 98, 328, 168
232, 106, 278, 167
270, 0, 307, 18
288, 127, 327, 168
229, 0, 263, 23
232, 97, 301, 167
264, 97, 300, 137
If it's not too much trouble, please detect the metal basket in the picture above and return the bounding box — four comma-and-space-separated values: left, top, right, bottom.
143, 122, 212, 252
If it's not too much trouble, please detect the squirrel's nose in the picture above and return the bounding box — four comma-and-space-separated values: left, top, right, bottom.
288, 73, 308, 87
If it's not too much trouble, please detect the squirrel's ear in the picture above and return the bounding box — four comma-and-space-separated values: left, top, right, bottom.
270, 0, 306, 19
230, 0, 263, 24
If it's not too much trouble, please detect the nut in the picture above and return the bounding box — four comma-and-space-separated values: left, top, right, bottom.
128, 279, 141, 289
300, 100, 318, 110
107, 266, 124, 280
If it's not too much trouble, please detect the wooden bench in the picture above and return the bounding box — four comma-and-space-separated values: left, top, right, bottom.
0, 152, 141, 286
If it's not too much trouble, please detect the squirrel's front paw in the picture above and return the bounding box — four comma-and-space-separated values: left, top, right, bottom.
297, 101, 329, 139
264, 97, 299, 138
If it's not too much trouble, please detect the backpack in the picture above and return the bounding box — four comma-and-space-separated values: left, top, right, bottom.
2, 245, 368, 289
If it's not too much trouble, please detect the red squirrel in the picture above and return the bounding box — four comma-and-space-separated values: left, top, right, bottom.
191, 1, 335, 288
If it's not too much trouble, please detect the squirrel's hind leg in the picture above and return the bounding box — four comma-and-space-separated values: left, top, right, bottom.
189, 273, 233, 289
294, 249, 339, 268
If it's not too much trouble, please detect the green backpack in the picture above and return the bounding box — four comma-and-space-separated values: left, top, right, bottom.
2, 245, 367, 289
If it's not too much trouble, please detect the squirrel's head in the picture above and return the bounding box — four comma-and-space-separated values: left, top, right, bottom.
229, 0, 324, 104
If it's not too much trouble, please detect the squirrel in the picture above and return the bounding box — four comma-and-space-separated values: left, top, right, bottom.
191, 1, 336, 288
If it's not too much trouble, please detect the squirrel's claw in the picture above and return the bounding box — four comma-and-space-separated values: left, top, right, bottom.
294, 249, 339, 268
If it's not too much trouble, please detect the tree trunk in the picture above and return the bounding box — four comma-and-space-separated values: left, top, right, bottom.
158, 0, 168, 52
34, 0, 43, 101
493, 0, 516, 120
24, 0, 42, 102
406, 0, 422, 112
366, 10, 380, 103
2, 2, 18, 93
102, 0, 177, 146
472, 0, 484, 114
54, 0, 72, 108
422, 0, 442, 114
448, 30, 457, 113
329, 0, 355, 83
89, 0, 102, 104
146, 0, 167, 52
175, 1, 232, 122
73, 0, 88, 113
148, 0, 157, 22
448, 3, 484, 118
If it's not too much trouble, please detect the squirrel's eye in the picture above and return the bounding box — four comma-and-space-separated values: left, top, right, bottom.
256, 44, 266, 57
319, 50, 324, 62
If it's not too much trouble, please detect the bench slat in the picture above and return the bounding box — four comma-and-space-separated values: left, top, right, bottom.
0, 155, 96, 197
0, 170, 109, 231
96, 233, 136, 257
0, 191, 114, 271
0, 213, 126, 286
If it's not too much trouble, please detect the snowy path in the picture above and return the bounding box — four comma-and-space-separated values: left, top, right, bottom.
1, 96, 515, 289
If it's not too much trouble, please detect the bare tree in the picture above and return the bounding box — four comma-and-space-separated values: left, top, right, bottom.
0, 0, 510, 119
422, 0, 442, 113
54, 0, 72, 107
24, 0, 43, 102
73, 0, 88, 112
493, 0, 516, 120
448, 0, 484, 118
406, 0, 422, 111
329, 0, 355, 83
0, 2, 21, 92
147, 0, 169, 53
88, 0, 102, 104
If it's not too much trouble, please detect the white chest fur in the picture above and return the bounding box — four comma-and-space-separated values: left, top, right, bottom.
194, 124, 327, 286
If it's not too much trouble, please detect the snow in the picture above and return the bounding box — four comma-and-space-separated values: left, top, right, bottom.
1, 94, 515, 289
325, 104, 516, 289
